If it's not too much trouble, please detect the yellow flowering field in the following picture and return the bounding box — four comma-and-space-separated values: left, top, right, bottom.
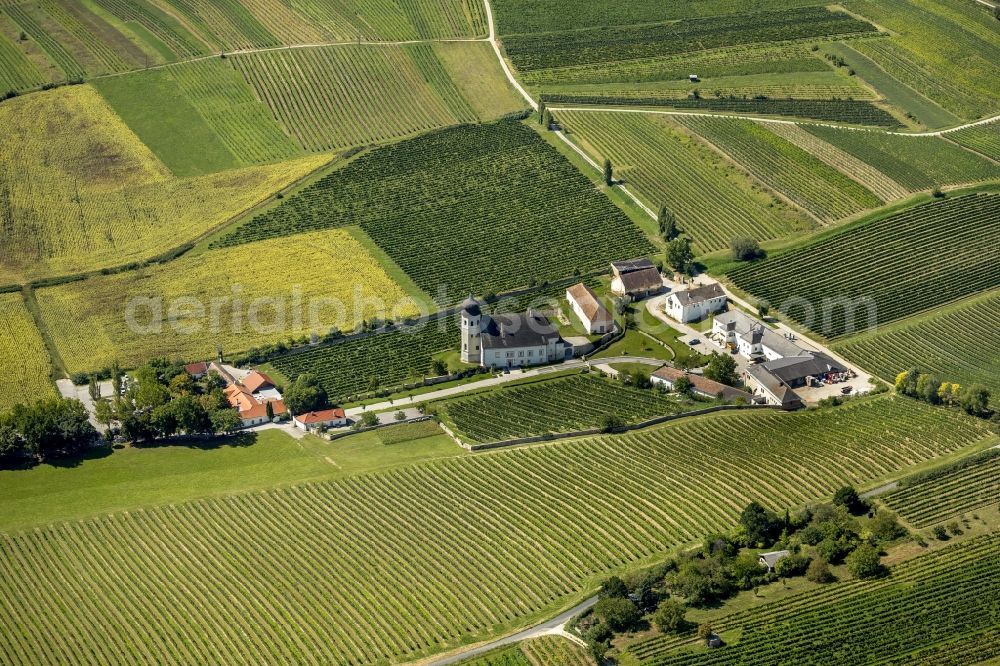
0, 293, 55, 402
36, 229, 422, 374
0, 85, 331, 285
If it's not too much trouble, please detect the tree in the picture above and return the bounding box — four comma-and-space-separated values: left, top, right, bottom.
697, 621, 714, 644
170, 395, 212, 435
730, 553, 766, 590
600, 576, 629, 599
111, 361, 122, 397
846, 543, 884, 579
394, 410, 406, 421
600, 414, 626, 433
603, 158, 613, 186
9, 398, 97, 461
774, 552, 810, 578
168, 372, 195, 396
658, 206, 678, 241
652, 599, 687, 633
94, 399, 115, 428
729, 236, 762, 262
211, 409, 242, 435
266, 401, 275, 421
870, 510, 907, 542
0, 416, 24, 462
673, 374, 693, 395
537, 100, 546, 124
542, 108, 552, 129
757, 302, 770, 319
806, 557, 834, 583
88, 375, 101, 401
283, 374, 329, 416
916, 373, 942, 404
832, 485, 865, 514
704, 353, 739, 387
593, 597, 640, 632
959, 384, 992, 418
431, 359, 448, 377
666, 236, 695, 274
666, 556, 733, 605
739, 501, 778, 546
894, 368, 920, 397
355, 411, 378, 429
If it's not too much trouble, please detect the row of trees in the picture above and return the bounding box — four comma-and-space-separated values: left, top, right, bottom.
0, 398, 97, 466
895, 369, 993, 419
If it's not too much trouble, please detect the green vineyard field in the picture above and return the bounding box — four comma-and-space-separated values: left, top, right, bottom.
215, 120, 653, 301
543, 96, 899, 127
0, 397, 990, 664
949, 122, 1000, 162
627, 532, 1000, 665
806, 125, 1000, 191
834, 289, 1000, 392
883, 449, 1000, 528
675, 116, 882, 223
727, 193, 1000, 338
231, 44, 478, 152
556, 111, 806, 251
0, 25, 45, 91
440, 373, 700, 444
503, 7, 876, 71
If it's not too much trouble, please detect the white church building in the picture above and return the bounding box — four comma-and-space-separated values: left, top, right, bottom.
460, 296, 570, 369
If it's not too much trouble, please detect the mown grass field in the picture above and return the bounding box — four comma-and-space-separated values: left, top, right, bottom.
0, 85, 330, 284
882, 449, 1000, 529
93, 58, 303, 173
232, 42, 523, 153
842, 0, 1000, 120
674, 116, 882, 223
36, 229, 420, 374
0, 396, 992, 664
557, 111, 808, 252
0, 423, 461, 533
215, 120, 654, 300
438, 373, 702, 444
833, 289, 1000, 393
727, 193, 1000, 338
626, 532, 1000, 665
0, 292, 55, 402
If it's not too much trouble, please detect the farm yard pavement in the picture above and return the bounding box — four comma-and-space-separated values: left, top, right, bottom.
646, 277, 875, 401
57, 378, 112, 431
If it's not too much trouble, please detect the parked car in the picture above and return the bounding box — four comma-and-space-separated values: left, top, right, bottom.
841, 386, 853, 395
688, 339, 700, 346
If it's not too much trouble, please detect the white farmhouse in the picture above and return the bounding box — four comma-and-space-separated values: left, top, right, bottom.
665, 283, 727, 323
293, 408, 347, 432
460, 296, 569, 369
566, 282, 613, 334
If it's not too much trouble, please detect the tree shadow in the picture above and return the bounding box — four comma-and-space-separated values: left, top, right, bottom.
36, 445, 114, 470
133, 431, 259, 451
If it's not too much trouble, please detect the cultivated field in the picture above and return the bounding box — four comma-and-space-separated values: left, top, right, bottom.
0, 397, 991, 664
460, 638, 592, 666
216, 120, 654, 300
833, 289, 1000, 392
556, 111, 807, 251
883, 449, 1000, 529
842, 0, 1000, 119
503, 7, 876, 72
805, 125, 1000, 192
0, 0, 488, 85
93, 58, 303, 173
0, 292, 55, 402
36, 229, 419, 374
0, 85, 329, 284
627, 532, 1000, 665
674, 116, 882, 223
439, 373, 698, 444
728, 193, 1000, 338
231, 43, 521, 153
949, 122, 1000, 161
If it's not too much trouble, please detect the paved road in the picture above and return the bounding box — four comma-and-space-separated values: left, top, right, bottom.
348, 356, 667, 418
425, 596, 597, 665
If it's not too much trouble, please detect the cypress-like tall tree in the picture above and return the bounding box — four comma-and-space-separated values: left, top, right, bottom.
603, 158, 613, 186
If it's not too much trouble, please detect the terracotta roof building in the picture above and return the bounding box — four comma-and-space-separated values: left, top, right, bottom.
651, 366, 753, 402
566, 282, 614, 334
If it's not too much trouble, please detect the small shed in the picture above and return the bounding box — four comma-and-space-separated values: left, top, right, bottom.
758, 550, 791, 572
688, 74, 700, 82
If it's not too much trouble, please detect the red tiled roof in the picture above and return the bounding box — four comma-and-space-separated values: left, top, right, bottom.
652, 366, 752, 401
184, 362, 208, 376
240, 399, 286, 420
241, 371, 275, 393
297, 408, 346, 424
